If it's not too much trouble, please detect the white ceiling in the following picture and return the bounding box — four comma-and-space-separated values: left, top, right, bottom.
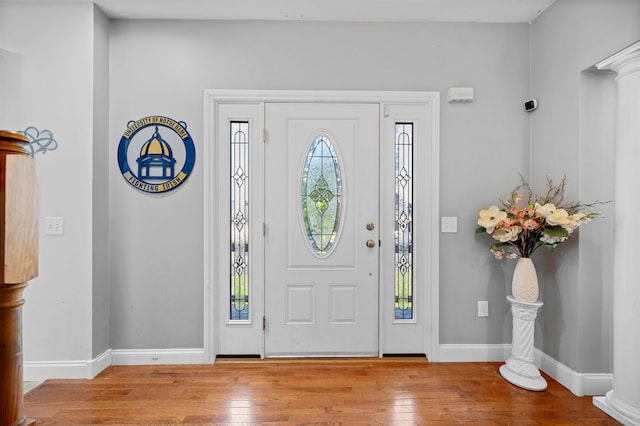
1, 0, 557, 22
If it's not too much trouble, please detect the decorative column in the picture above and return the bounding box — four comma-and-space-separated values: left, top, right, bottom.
0, 131, 38, 426
593, 41, 640, 425
500, 296, 547, 391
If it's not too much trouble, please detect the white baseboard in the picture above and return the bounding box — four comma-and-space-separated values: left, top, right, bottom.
24, 349, 112, 382
594, 393, 640, 426
535, 349, 613, 397
439, 344, 613, 397
439, 343, 511, 362
24, 348, 206, 381
92, 349, 113, 376
111, 348, 206, 365
25, 345, 613, 398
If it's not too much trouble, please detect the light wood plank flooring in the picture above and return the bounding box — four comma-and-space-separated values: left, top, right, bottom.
24, 358, 619, 425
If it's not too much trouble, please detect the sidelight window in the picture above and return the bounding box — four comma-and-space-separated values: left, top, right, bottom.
395, 123, 413, 320
230, 121, 249, 320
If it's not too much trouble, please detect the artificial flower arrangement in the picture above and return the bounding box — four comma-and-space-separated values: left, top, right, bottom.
476, 175, 603, 260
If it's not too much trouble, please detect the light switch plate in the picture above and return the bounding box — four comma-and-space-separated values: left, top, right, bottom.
441, 216, 458, 233
45, 217, 64, 235
478, 300, 489, 317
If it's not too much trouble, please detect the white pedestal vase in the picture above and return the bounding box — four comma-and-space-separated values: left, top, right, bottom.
500, 296, 547, 391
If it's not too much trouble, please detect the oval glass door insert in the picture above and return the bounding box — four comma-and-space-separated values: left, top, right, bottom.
301, 134, 343, 257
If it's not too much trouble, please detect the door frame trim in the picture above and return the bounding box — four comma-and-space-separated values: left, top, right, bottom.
203, 90, 441, 362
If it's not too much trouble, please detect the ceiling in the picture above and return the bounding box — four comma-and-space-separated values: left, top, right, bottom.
1, 0, 557, 22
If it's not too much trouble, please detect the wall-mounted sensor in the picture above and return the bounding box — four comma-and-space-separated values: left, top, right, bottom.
524, 99, 538, 111
447, 87, 474, 103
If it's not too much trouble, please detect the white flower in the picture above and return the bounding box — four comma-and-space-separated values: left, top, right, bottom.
560, 213, 580, 233
540, 232, 567, 245
571, 212, 586, 222
548, 209, 571, 226
478, 206, 507, 233
492, 226, 522, 243
535, 202, 553, 218
536, 203, 571, 226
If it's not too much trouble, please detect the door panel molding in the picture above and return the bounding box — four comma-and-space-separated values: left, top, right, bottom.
204, 90, 440, 362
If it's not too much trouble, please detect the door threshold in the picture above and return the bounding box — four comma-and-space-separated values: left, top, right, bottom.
216, 355, 428, 364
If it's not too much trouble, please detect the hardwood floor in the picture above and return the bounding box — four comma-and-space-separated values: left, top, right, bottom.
24, 358, 619, 425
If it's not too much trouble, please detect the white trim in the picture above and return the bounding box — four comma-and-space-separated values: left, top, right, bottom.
594, 393, 640, 426
203, 93, 219, 363
535, 349, 613, 397
111, 348, 206, 366
204, 89, 438, 104
23, 345, 613, 398
595, 41, 640, 71
24, 348, 207, 381
425, 95, 441, 362
438, 344, 613, 397
92, 349, 113, 377
23, 349, 112, 381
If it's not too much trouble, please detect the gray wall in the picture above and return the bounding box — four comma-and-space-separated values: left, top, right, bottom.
1, 2, 97, 363
108, 20, 530, 349
4, 0, 637, 375
531, 0, 640, 373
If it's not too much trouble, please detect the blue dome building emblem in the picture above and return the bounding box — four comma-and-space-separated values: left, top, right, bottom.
137, 125, 176, 180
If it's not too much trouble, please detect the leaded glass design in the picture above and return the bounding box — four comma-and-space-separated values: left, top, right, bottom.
395, 123, 413, 320
230, 121, 249, 320
301, 135, 343, 257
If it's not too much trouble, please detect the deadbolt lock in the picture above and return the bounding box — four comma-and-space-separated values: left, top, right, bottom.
366, 222, 375, 231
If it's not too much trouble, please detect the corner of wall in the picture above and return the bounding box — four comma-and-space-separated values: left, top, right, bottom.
535, 349, 613, 397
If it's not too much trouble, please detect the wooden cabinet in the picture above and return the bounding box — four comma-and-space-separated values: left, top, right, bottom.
0, 130, 38, 426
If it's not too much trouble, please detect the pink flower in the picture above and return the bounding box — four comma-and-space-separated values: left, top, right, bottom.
513, 192, 523, 203
522, 219, 541, 230
502, 218, 516, 227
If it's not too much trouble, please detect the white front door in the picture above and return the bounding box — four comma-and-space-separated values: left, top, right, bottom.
206, 90, 440, 362
264, 103, 380, 356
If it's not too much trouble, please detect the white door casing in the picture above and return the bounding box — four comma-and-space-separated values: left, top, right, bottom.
204, 90, 440, 362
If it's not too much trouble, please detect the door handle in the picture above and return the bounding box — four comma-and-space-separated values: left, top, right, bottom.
366, 239, 376, 248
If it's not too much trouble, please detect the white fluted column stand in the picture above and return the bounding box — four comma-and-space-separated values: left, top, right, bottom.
500, 295, 547, 391
594, 42, 640, 426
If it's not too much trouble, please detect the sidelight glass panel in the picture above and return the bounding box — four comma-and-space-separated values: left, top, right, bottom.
230, 121, 249, 320
395, 123, 413, 320
301, 135, 343, 257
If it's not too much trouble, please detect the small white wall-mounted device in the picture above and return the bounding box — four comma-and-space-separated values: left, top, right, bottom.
524, 99, 538, 111
478, 300, 489, 317
447, 87, 474, 103
45, 216, 64, 235
441, 216, 458, 233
